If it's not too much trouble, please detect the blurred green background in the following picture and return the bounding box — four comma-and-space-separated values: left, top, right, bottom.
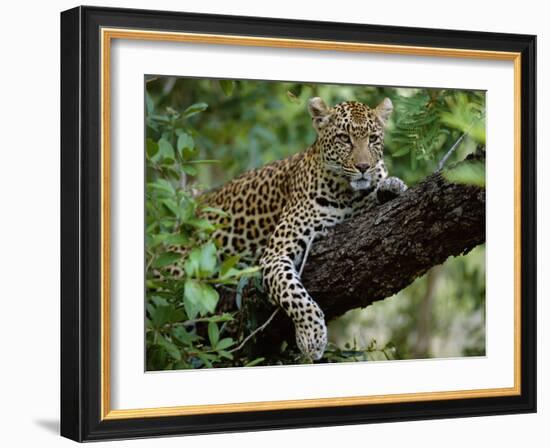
145, 76, 486, 369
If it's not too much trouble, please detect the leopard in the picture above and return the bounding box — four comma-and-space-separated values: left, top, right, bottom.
161, 97, 408, 360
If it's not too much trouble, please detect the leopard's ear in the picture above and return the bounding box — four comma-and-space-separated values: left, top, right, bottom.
375, 97, 393, 126
308, 97, 331, 132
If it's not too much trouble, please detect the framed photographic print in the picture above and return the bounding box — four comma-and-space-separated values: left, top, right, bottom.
60, 6, 536, 442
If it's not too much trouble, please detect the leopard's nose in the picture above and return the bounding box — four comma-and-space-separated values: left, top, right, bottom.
355, 163, 370, 173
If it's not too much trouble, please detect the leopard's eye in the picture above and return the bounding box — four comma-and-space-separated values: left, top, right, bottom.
337, 134, 351, 144
368, 134, 379, 144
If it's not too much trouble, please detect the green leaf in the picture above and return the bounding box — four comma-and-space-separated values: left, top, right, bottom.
198, 283, 219, 314
196, 353, 214, 368
146, 138, 159, 158
244, 357, 265, 367
172, 326, 199, 345
186, 218, 216, 232
232, 266, 260, 278
150, 306, 172, 327
159, 217, 176, 229
216, 266, 260, 284
201, 206, 229, 217
219, 80, 235, 96
216, 337, 234, 350
145, 279, 163, 290
149, 113, 170, 123
160, 157, 176, 167
176, 132, 195, 157
163, 167, 180, 181
158, 138, 175, 161
149, 304, 184, 328
166, 199, 193, 221
199, 242, 218, 276
220, 255, 240, 278
182, 164, 197, 176
172, 360, 192, 370
150, 296, 169, 307
161, 199, 179, 217
208, 321, 219, 347
183, 279, 219, 318
163, 233, 189, 246
184, 248, 201, 277
183, 279, 201, 319
205, 313, 234, 323
157, 336, 181, 361
184, 160, 221, 165
177, 198, 196, 222
148, 178, 175, 197
218, 350, 234, 360
152, 251, 181, 269
183, 102, 208, 117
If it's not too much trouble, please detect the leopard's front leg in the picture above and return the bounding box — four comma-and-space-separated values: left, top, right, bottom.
260, 215, 328, 360
376, 176, 408, 204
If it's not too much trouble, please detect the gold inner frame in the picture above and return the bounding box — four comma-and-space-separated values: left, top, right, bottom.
100, 28, 522, 420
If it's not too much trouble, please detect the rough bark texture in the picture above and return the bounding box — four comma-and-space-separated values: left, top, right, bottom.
224, 153, 486, 351
302, 163, 486, 321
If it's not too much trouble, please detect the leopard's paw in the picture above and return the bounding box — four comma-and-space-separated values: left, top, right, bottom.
377, 176, 408, 204
295, 317, 328, 361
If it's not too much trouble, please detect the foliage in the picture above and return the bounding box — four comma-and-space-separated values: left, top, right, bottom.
145, 76, 486, 370
323, 340, 397, 363
145, 87, 262, 370
443, 159, 486, 187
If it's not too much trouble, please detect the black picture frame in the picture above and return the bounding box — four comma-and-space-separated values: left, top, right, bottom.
61, 5, 536, 442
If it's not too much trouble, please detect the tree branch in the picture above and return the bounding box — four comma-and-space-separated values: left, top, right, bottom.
223, 152, 485, 353
301, 151, 485, 321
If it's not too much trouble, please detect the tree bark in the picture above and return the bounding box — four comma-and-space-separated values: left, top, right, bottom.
225, 153, 486, 352
302, 158, 485, 321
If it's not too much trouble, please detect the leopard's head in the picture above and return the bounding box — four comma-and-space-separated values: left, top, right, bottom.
308, 97, 392, 191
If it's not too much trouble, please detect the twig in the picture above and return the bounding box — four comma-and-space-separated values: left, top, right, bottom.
437, 132, 466, 171
230, 233, 316, 353
299, 233, 316, 277
437, 114, 484, 171
145, 76, 159, 84
229, 308, 279, 353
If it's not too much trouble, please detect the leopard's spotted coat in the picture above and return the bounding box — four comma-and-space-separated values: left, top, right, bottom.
164, 97, 407, 359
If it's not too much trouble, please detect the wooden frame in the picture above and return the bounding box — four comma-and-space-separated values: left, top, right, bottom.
61, 5, 536, 441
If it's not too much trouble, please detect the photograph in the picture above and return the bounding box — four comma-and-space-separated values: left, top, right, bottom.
144, 76, 487, 370
57, 5, 537, 441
